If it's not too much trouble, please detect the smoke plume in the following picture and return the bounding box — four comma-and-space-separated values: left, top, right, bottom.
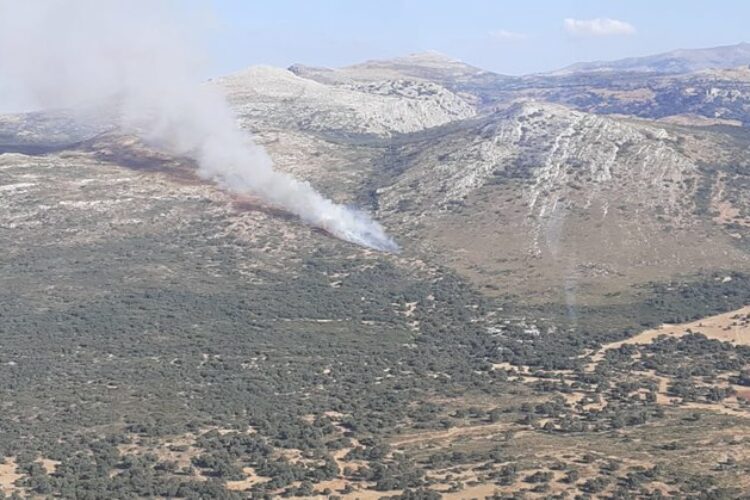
0, 1, 398, 252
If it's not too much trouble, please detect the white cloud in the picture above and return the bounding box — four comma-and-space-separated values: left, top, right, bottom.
489, 29, 528, 42
563, 17, 635, 37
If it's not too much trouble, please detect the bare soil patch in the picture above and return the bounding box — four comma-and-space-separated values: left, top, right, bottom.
590, 304, 750, 368
0, 458, 24, 496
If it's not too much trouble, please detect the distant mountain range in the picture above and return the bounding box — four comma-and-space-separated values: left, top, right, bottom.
292, 42, 750, 83
289, 46, 750, 126
553, 42, 750, 74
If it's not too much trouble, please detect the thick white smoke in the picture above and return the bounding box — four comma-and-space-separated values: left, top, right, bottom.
0, 1, 398, 252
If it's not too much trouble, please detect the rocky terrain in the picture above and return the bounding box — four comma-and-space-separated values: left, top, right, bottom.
506, 68, 750, 126
290, 47, 750, 127
2, 45, 750, 498
218, 64, 476, 137
374, 101, 750, 306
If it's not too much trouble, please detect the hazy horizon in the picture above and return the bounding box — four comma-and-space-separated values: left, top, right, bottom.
203, 0, 750, 77
3, 0, 750, 111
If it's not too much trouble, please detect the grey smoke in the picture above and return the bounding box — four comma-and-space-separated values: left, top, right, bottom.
0, 0, 398, 252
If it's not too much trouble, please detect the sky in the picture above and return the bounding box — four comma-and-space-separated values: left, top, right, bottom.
203, 0, 750, 76
1, 0, 748, 112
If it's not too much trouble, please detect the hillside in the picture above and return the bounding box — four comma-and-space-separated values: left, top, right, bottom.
2, 50, 750, 498
373, 101, 750, 307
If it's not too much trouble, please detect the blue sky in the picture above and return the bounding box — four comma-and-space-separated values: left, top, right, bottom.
202, 0, 749, 76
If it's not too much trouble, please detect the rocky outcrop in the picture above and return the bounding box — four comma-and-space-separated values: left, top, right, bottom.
378, 101, 697, 219
216, 65, 475, 136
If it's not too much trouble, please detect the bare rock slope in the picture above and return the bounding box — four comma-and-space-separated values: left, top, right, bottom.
217, 65, 476, 136
373, 101, 750, 304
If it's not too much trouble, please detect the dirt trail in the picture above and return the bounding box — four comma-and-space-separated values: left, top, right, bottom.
390, 421, 511, 447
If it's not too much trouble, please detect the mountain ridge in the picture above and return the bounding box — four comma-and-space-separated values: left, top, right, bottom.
552, 41, 750, 75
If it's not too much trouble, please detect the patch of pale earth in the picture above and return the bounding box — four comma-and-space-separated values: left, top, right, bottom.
714, 201, 750, 227
277, 448, 303, 462
441, 481, 500, 499
309, 478, 350, 495
643, 481, 678, 495
225, 467, 266, 491
338, 486, 403, 500
0, 458, 24, 495
563, 392, 586, 405
583, 400, 607, 411
389, 422, 510, 448
491, 362, 517, 371
588, 305, 750, 370
653, 374, 674, 405
427, 468, 577, 498
37, 458, 60, 474
404, 301, 418, 317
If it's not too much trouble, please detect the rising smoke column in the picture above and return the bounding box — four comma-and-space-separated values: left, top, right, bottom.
0, 0, 398, 252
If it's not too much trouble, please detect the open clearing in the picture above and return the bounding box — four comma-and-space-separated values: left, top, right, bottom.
589, 304, 750, 368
